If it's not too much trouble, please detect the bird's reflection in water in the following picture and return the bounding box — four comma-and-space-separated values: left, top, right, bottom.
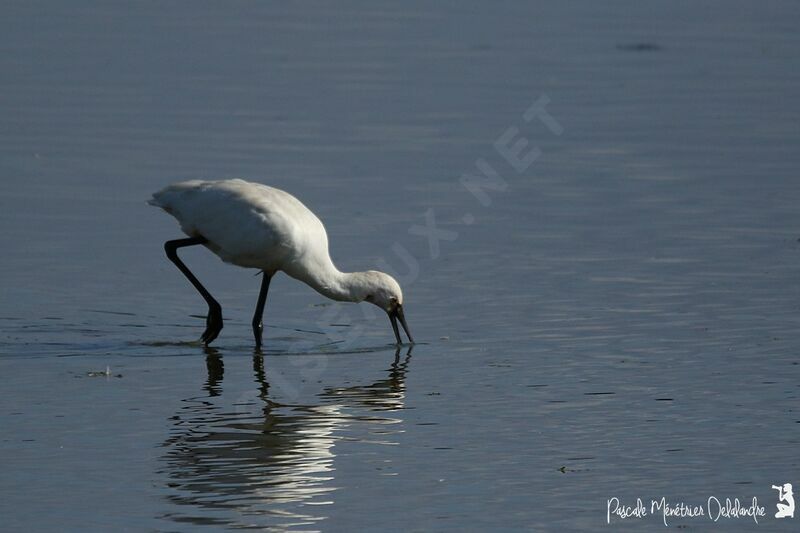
160, 346, 412, 530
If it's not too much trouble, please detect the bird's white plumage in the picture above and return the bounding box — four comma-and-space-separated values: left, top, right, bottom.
149, 179, 403, 308
150, 179, 325, 272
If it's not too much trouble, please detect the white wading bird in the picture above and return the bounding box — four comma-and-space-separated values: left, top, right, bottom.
149, 179, 414, 348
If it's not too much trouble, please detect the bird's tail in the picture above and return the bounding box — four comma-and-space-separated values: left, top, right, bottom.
148, 189, 171, 208
149, 180, 205, 209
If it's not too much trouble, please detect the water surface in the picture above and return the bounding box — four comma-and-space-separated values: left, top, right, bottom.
1, 1, 799, 530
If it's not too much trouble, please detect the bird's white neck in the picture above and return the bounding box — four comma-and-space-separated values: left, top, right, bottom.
283, 256, 367, 303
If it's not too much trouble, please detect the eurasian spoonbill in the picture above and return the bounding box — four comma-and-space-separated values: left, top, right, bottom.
149, 179, 413, 348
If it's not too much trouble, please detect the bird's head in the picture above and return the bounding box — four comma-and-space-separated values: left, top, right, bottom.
357, 271, 414, 344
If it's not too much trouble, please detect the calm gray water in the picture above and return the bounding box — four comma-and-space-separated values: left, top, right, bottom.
2, 1, 799, 531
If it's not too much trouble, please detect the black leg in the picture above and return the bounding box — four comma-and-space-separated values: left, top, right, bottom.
252, 272, 272, 349
164, 237, 223, 345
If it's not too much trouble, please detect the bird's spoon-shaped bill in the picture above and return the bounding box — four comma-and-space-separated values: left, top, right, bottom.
389, 304, 414, 345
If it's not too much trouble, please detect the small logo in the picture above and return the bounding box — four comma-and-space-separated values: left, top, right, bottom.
772, 483, 795, 519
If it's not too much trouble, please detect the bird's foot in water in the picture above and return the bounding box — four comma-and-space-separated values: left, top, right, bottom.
252, 322, 264, 350
201, 304, 223, 345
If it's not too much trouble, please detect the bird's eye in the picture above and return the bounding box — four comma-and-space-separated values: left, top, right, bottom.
365, 294, 373, 302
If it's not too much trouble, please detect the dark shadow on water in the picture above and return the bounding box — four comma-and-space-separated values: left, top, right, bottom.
159, 345, 413, 529
204, 347, 224, 397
